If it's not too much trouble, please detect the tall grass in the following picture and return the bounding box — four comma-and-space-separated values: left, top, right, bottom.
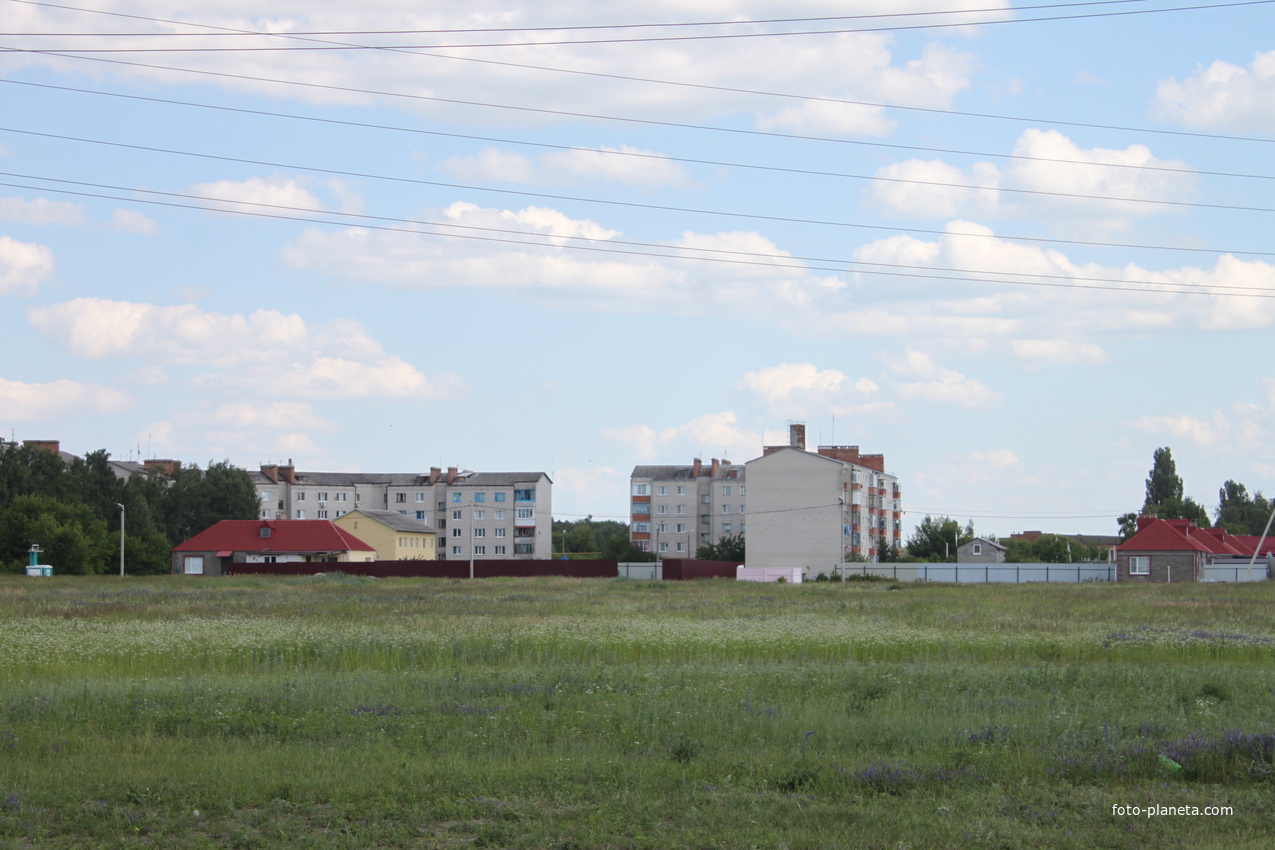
2, 575, 1274, 848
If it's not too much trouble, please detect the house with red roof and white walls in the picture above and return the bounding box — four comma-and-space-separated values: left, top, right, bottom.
171, 519, 375, 576
1116, 516, 1273, 582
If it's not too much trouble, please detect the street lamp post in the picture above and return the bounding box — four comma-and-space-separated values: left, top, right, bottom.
116, 502, 125, 577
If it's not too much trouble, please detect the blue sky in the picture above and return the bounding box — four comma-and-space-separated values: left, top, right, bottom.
2, 0, 1274, 538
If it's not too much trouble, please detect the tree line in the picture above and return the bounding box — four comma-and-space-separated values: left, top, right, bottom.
0, 445, 259, 575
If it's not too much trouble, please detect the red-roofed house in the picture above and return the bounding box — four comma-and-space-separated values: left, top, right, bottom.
172, 519, 376, 576
1116, 516, 1268, 582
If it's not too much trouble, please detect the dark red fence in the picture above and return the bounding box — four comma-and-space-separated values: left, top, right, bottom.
660, 558, 738, 580
225, 559, 617, 579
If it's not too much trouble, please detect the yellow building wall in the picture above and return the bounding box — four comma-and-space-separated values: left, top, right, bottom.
335, 512, 438, 561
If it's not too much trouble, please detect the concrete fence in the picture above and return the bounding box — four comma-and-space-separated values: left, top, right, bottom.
839, 562, 1117, 583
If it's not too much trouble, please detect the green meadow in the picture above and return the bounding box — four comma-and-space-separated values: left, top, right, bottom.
2, 574, 1274, 849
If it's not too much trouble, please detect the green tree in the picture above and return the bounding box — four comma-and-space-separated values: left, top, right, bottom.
905, 516, 974, 562
0, 494, 113, 575
696, 533, 745, 562
159, 461, 258, 544
1214, 480, 1272, 535
1133, 447, 1210, 527
552, 516, 634, 559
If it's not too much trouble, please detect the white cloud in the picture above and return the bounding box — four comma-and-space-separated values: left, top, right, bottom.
603, 411, 760, 461
866, 130, 1195, 222
209, 401, 333, 432
879, 348, 1002, 408
107, 208, 158, 235
0, 197, 84, 226
189, 175, 324, 212
441, 145, 693, 189
0, 236, 54, 296
27, 298, 465, 402
1011, 339, 1109, 365
0, 378, 131, 421
1154, 50, 1275, 131
738, 363, 881, 417
1131, 413, 1221, 447
969, 449, 1019, 470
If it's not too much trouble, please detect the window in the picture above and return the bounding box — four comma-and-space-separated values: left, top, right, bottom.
972, 543, 982, 555
722, 523, 732, 534
514, 488, 536, 501
336, 492, 347, 502
657, 504, 668, 514
656, 485, 668, 496
474, 546, 485, 555
658, 523, 667, 533
416, 492, 426, 502
632, 522, 650, 533
659, 542, 669, 553
452, 510, 463, 520
317, 492, 328, 501
740, 522, 745, 534
475, 492, 486, 503
452, 545, 462, 556
514, 543, 533, 554
452, 528, 462, 538
398, 510, 407, 516
260, 490, 272, 502
297, 492, 306, 501
632, 483, 651, 496
516, 507, 534, 520
676, 485, 686, 495
416, 511, 426, 520
494, 528, 506, 538
740, 486, 746, 496
495, 545, 506, 555
474, 528, 486, 538
723, 485, 732, 496
638, 541, 651, 552
676, 542, 686, 552
452, 493, 462, 503
494, 510, 506, 521
739, 504, 746, 514
676, 523, 687, 533
317, 510, 328, 519
676, 504, 686, 515
632, 503, 650, 515
1129, 556, 1151, 575
722, 505, 732, 514
494, 492, 506, 502
474, 510, 485, 520
295, 510, 305, 519
702, 495, 711, 504
396, 493, 406, 503
183, 555, 204, 575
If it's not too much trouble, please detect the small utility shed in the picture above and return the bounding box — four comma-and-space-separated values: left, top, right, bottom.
957, 537, 1007, 563
172, 519, 376, 576
1115, 517, 1240, 582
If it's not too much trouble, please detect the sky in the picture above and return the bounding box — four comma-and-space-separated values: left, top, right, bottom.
2, 0, 1274, 539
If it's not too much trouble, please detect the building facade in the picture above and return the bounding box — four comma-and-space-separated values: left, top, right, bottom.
333, 509, 438, 560
743, 424, 901, 572
628, 458, 746, 555
251, 462, 551, 560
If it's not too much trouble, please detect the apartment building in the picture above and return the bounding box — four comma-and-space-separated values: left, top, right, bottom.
251, 462, 551, 560
628, 458, 746, 556
745, 424, 902, 572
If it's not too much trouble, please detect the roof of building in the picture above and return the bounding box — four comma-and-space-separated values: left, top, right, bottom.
964, 537, 1007, 551
250, 470, 550, 487
342, 509, 436, 534
1117, 517, 1249, 556
631, 462, 746, 480
173, 519, 375, 553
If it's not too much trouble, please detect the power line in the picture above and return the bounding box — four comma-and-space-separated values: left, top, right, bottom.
6, 170, 1273, 298
9, 0, 1275, 48
3, 11, 1274, 148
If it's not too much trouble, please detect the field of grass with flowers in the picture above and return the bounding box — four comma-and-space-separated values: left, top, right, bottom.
2, 573, 1274, 849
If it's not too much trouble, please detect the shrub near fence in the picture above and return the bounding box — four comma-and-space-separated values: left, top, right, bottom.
225, 559, 618, 579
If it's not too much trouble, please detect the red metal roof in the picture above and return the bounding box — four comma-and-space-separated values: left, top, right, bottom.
173, 519, 374, 554
1117, 517, 1211, 553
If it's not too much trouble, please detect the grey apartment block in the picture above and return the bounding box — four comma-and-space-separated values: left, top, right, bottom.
252, 462, 551, 560
629, 458, 744, 556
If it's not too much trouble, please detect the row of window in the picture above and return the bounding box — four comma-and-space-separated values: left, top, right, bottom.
632, 484, 748, 497
451, 527, 509, 538
449, 543, 536, 556
293, 509, 350, 519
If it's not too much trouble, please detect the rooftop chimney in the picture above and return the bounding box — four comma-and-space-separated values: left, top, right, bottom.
691, 458, 702, 477
261, 464, 279, 483
447, 466, 458, 484
710, 458, 720, 478
429, 466, 441, 485
789, 423, 806, 450
22, 440, 60, 454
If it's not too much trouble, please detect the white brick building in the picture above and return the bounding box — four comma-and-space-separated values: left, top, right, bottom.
252, 462, 551, 560
628, 458, 745, 555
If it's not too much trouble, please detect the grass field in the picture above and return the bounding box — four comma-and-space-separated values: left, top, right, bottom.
2, 574, 1274, 849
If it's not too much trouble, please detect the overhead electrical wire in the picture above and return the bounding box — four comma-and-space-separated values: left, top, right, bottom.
8, 0, 1275, 48
5, 124, 1275, 258
3, 2, 1274, 147
4, 170, 1272, 298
